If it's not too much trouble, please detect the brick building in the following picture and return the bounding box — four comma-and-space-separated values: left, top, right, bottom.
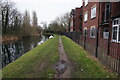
74, 7, 83, 32
66, 0, 120, 75
82, 0, 120, 58
82, 1, 100, 56
99, 2, 120, 59
82, 0, 120, 73
70, 9, 75, 32
69, 7, 83, 32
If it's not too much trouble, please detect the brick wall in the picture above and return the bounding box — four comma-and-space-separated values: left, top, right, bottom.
82, 2, 99, 56
74, 7, 83, 32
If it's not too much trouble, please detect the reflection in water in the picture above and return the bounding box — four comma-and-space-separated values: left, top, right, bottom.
2, 35, 49, 68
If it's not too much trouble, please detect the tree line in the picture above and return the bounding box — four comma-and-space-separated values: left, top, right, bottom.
0, 0, 42, 37
43, 12, 70, 34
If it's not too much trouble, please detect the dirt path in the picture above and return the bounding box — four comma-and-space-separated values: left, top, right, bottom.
54, 36, 72, 78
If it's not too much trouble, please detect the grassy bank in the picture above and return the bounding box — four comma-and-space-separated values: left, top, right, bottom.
61, 36, 117, 78
0, 70, 2, 79
3, 36, 59, 78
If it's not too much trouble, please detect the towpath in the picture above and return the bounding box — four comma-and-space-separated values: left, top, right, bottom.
54, 36, 72, 78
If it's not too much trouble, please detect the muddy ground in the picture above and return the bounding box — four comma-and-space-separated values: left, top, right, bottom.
54, 36, 72, 78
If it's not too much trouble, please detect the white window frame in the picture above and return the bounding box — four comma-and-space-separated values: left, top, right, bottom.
112, 25, 120, 43
91, 5, 96, 19
84, 11, 88, 22
112, 18, 120, 43
84, 0, 88, 6
103, 28, 109, 39
90, 27, 96, 38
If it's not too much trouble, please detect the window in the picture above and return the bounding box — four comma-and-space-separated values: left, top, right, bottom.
85, 0, 88, 6
84, 12, 88, 22
91, 5, 96, 19
70, 20, 73, 27
118, 25, 120, 42
112, 18, 120, 42
104, 3, 110, 22
112, 25, 118, 42
103, 28, 109, 39
83, 28, 87, 37
90, 27, 96, 38
113, 20, 119, 25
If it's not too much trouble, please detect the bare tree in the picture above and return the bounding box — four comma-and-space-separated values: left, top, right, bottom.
1, 0, 17, 34
54, 12, 70, 28
61, 12, 70, 28
23, 10, 31, 27
41, 21, 47, 29
32, 11, 38, 27
21, 10, 32, 37
1, 0, 41, 37
0, 0, 2, 33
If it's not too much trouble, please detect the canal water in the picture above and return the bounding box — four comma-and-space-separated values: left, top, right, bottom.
1, 35, 50, 68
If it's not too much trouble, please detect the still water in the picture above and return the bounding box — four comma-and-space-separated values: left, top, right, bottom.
1, 35, 50, 68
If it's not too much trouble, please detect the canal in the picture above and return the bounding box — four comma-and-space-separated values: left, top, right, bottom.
1, 35, 50, 68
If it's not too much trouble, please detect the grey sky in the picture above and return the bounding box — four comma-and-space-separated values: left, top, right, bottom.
11, 0, 82, 26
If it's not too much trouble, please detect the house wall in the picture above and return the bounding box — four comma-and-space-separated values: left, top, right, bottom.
98, 2, 120, 60
82, 1, 120, 58
70, 7, 83, 32
66, 1, 120, 74
82, 2, 99, 56
83, 2, 99, 29
111, 2, 120, 18
74, 7, 83, 32
69, 1, 120, 59
109, 2, 120, 59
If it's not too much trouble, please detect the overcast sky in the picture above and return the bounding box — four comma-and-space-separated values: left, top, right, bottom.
11, 0, 82, 26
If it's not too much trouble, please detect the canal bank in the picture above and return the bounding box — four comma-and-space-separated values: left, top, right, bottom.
2, 35, 50, 67
2, 35, 117, 78
2, 35, 59, 78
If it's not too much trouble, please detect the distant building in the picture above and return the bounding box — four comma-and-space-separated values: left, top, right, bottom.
75, 7, 83, 32
70, 9, 75, 32
69, 7, 83, 32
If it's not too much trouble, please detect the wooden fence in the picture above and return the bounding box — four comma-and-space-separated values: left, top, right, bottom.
64, 31, 120, 76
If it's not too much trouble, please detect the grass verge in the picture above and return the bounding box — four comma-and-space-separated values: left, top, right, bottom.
61, 36, 117, 78
3, 36, 59, 78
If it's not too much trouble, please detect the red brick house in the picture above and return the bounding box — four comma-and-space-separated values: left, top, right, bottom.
99, 2, 120, 59
81, 0, 120, 73
82, 0, 100, 56
65, 0, 120, 75
82, 0, 120, 58
65, 0, 120, 74
69, 7, 83, 32
74, 7, 83, 32
98, 2, 120, 73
